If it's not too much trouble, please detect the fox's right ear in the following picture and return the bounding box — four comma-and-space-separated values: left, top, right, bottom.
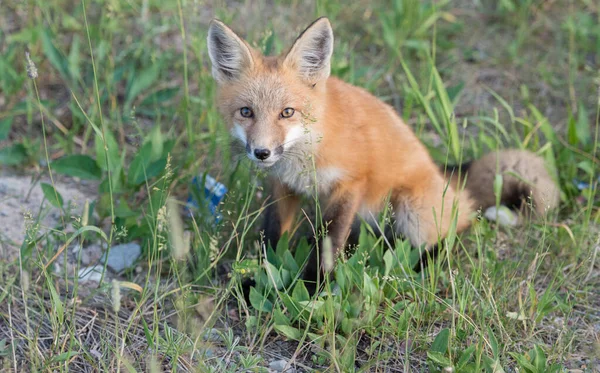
207, 20, 254, 83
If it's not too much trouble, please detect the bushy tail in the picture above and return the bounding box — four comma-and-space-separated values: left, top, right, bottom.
444, 149, 560, 216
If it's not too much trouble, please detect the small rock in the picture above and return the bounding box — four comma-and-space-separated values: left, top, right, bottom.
202, 328, 222, 342
202, 348, 214, 358
80, 243, 103, 266
90, 348, 102, 359
78, 266, 103, 283
101, 242, 141, 272
269, 359, 294, 372
80, 251, 91, 266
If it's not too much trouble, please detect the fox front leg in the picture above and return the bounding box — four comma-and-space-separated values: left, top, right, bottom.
304, 184, 363, 280
261, 180, 300, 249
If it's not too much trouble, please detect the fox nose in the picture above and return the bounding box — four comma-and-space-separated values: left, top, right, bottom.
254, 148, 271, 160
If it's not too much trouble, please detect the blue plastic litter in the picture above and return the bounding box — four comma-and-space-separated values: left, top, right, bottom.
573, 176, 600, 191
187, 174, 227, 223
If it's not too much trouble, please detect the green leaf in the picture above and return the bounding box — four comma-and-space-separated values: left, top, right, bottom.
68, 34, 81, 82
274, 325, 302, 340
510, 352, 537, 373
0, 117, 13, 141
46, 275, 64, 324
528, 104, 556, 143
531, 345, 547, 373
483, 356, 506, 373
362, 272, 377, 299
249, 287, 272, 313
0, 143, 27, 165
140, 87, 179, 107
567, 110, 578, 145
126, 62, 160, 106
280, 267, 292, 287
487, 326, 500, 358
335, 265, 347, 293
577, 160, 595, 177
431, 60, 460, 161
273, 309, 290, 326
52, 155, 102, 180
297, 300, 325, 312
276, 231, 290, 257
266, 262, 285, 290
292, 281, 310, 302
50, 351, 78, 363
447, 81, 465, 106
280, 293, 301, 319
41, 29, 70, 81
127, 141, 166, 186
148, 125, 164, 161
127, 143, 152, 185
141, 318, 154, 348
94, 130, 120, 172
576, 103, 590, 145
294, 237, 311, 268
20, 239, 36, 265
41, 183, 64, 208
383, 249, 395, 276
114, 198, 138, 218
457, 345, 476, 369
427, 351, 453, 367
282, 250, 299, 274
430, 328, 450, 354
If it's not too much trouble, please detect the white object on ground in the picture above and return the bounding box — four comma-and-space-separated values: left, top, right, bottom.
484, 205, 518, 227
269, 359, 295, 372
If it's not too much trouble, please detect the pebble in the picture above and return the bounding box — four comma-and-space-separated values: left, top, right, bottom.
202, 328, 222, 343
78, 266, 103, 283
101, 242, 141, 272
269, 359, 294, 372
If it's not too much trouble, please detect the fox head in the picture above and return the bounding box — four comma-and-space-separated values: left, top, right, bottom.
207, 17, 334, 168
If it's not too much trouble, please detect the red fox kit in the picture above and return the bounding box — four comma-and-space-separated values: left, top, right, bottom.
207, 17, 559, 272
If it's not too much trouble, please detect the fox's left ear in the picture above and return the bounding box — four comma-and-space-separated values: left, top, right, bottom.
284, 17, 334, 85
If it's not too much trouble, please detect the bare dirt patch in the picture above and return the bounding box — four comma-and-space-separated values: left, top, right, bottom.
0, 172, 97, 261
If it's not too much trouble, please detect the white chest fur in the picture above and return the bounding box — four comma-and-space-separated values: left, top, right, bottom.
271, 157, 345, 196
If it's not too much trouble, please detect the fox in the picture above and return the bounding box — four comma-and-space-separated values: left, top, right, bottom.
206, 17, 560, 276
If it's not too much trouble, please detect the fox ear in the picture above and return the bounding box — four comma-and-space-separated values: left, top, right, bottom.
207, 20, 254, 83
284, 17, 333, 84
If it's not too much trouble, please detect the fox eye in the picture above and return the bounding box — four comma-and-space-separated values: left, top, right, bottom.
240, 107, 253, 118
281, 108, 295, 118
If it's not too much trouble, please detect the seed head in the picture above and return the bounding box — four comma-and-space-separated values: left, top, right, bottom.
111, 279, 121, 313
25, 51, 38, 80
322, 236, 334, 273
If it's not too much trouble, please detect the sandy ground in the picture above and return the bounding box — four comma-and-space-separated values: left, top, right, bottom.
0, 171, 97, 261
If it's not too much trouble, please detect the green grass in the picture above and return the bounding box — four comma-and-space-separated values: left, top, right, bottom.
1, 0, 599, 371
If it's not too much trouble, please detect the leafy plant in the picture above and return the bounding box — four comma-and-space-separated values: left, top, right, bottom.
510, 346, 562, 373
